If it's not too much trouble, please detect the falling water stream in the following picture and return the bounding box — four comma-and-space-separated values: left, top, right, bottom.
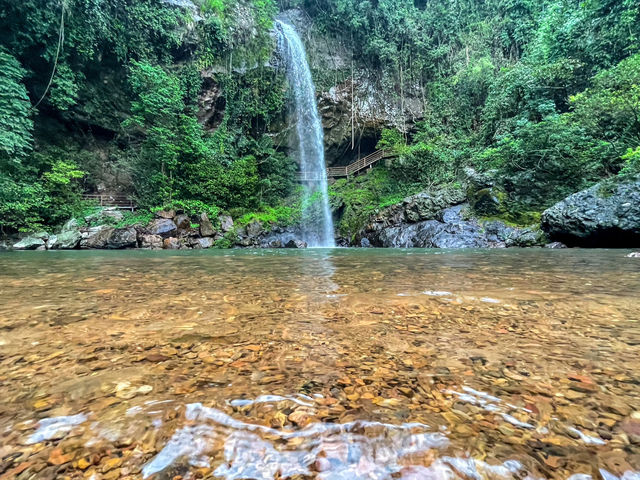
276, 19, 335, 248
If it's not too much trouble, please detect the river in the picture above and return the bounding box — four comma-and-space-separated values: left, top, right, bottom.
0, 249, 638, 479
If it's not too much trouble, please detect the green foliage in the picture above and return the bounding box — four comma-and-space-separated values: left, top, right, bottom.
0, 51, 33, 161
620, 147, 640, 177
475, 115, 614, 209
236, 204, 300, 230
570, 53, 640, 145
389, 142, 457, 190
115, 210, 154, 228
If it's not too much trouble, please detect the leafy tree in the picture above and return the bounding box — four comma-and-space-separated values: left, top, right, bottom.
0, 51, 33, 161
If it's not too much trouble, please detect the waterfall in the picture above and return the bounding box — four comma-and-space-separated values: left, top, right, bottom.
275, 19, 335, 248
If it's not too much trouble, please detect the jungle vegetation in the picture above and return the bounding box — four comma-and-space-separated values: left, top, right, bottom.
0, 0, 638, 233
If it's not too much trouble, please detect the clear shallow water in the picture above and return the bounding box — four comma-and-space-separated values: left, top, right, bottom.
0, 249, 639, 480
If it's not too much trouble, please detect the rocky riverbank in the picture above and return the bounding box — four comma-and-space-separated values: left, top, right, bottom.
4, 209, 309, 251
3, 176, 639, 252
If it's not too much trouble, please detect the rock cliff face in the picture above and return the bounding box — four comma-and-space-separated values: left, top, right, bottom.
194, 9, 426, 167
542, 178, 640, 247
279, 9, 425, 166
355, 188, 545, 249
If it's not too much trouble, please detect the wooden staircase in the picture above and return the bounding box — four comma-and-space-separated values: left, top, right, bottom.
296, 149, 394, 182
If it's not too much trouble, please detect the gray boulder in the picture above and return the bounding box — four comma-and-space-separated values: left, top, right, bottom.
147, 219, 177, 238
246, 220, 263, 238
199, 213, 215, 237
107, 228, 138, 249
54, 230, 82, 249
13, 236, 46, 250
195, 237, 214, 249
81, 226, 115, 249
542, 178, 640, 247
219, 215, 234, 232
140, 234, 163, 249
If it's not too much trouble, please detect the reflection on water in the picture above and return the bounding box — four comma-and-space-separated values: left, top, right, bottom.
0, 249, 639, 480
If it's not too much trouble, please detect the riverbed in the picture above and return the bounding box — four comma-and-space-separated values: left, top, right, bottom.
0, 249, 639, 480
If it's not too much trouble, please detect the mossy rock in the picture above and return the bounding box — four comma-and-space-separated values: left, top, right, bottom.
470, 188, 507, 216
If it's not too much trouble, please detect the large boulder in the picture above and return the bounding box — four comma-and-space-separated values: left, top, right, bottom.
51, 219, 82, 249
362, 187, 466, 238
219, 215, 234, 233
199, 213, 215, 237
147, 219, 178, 238
542, 178, 640, 247
81, 226, 115, 249
359, 200, 545, 249
246, 220, 263, 238
107, 227, 138, 249
13, 236, 46, 250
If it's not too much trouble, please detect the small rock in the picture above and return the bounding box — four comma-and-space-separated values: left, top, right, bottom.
140, 234, 163, 249
163, 237, 180, 250
48, 448, 74, 466
174, 214, 190, 230
545, 242, 568, 249
155, 209, 175, 219
196, 237, 214, 249
137, 385, 153, 395
102, 457, 122, 473
285, 239, 307, 249
628, 252, 640, 258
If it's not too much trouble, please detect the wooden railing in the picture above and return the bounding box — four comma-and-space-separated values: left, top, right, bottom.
82, 194, 137, 211
296, 149, 395, 182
